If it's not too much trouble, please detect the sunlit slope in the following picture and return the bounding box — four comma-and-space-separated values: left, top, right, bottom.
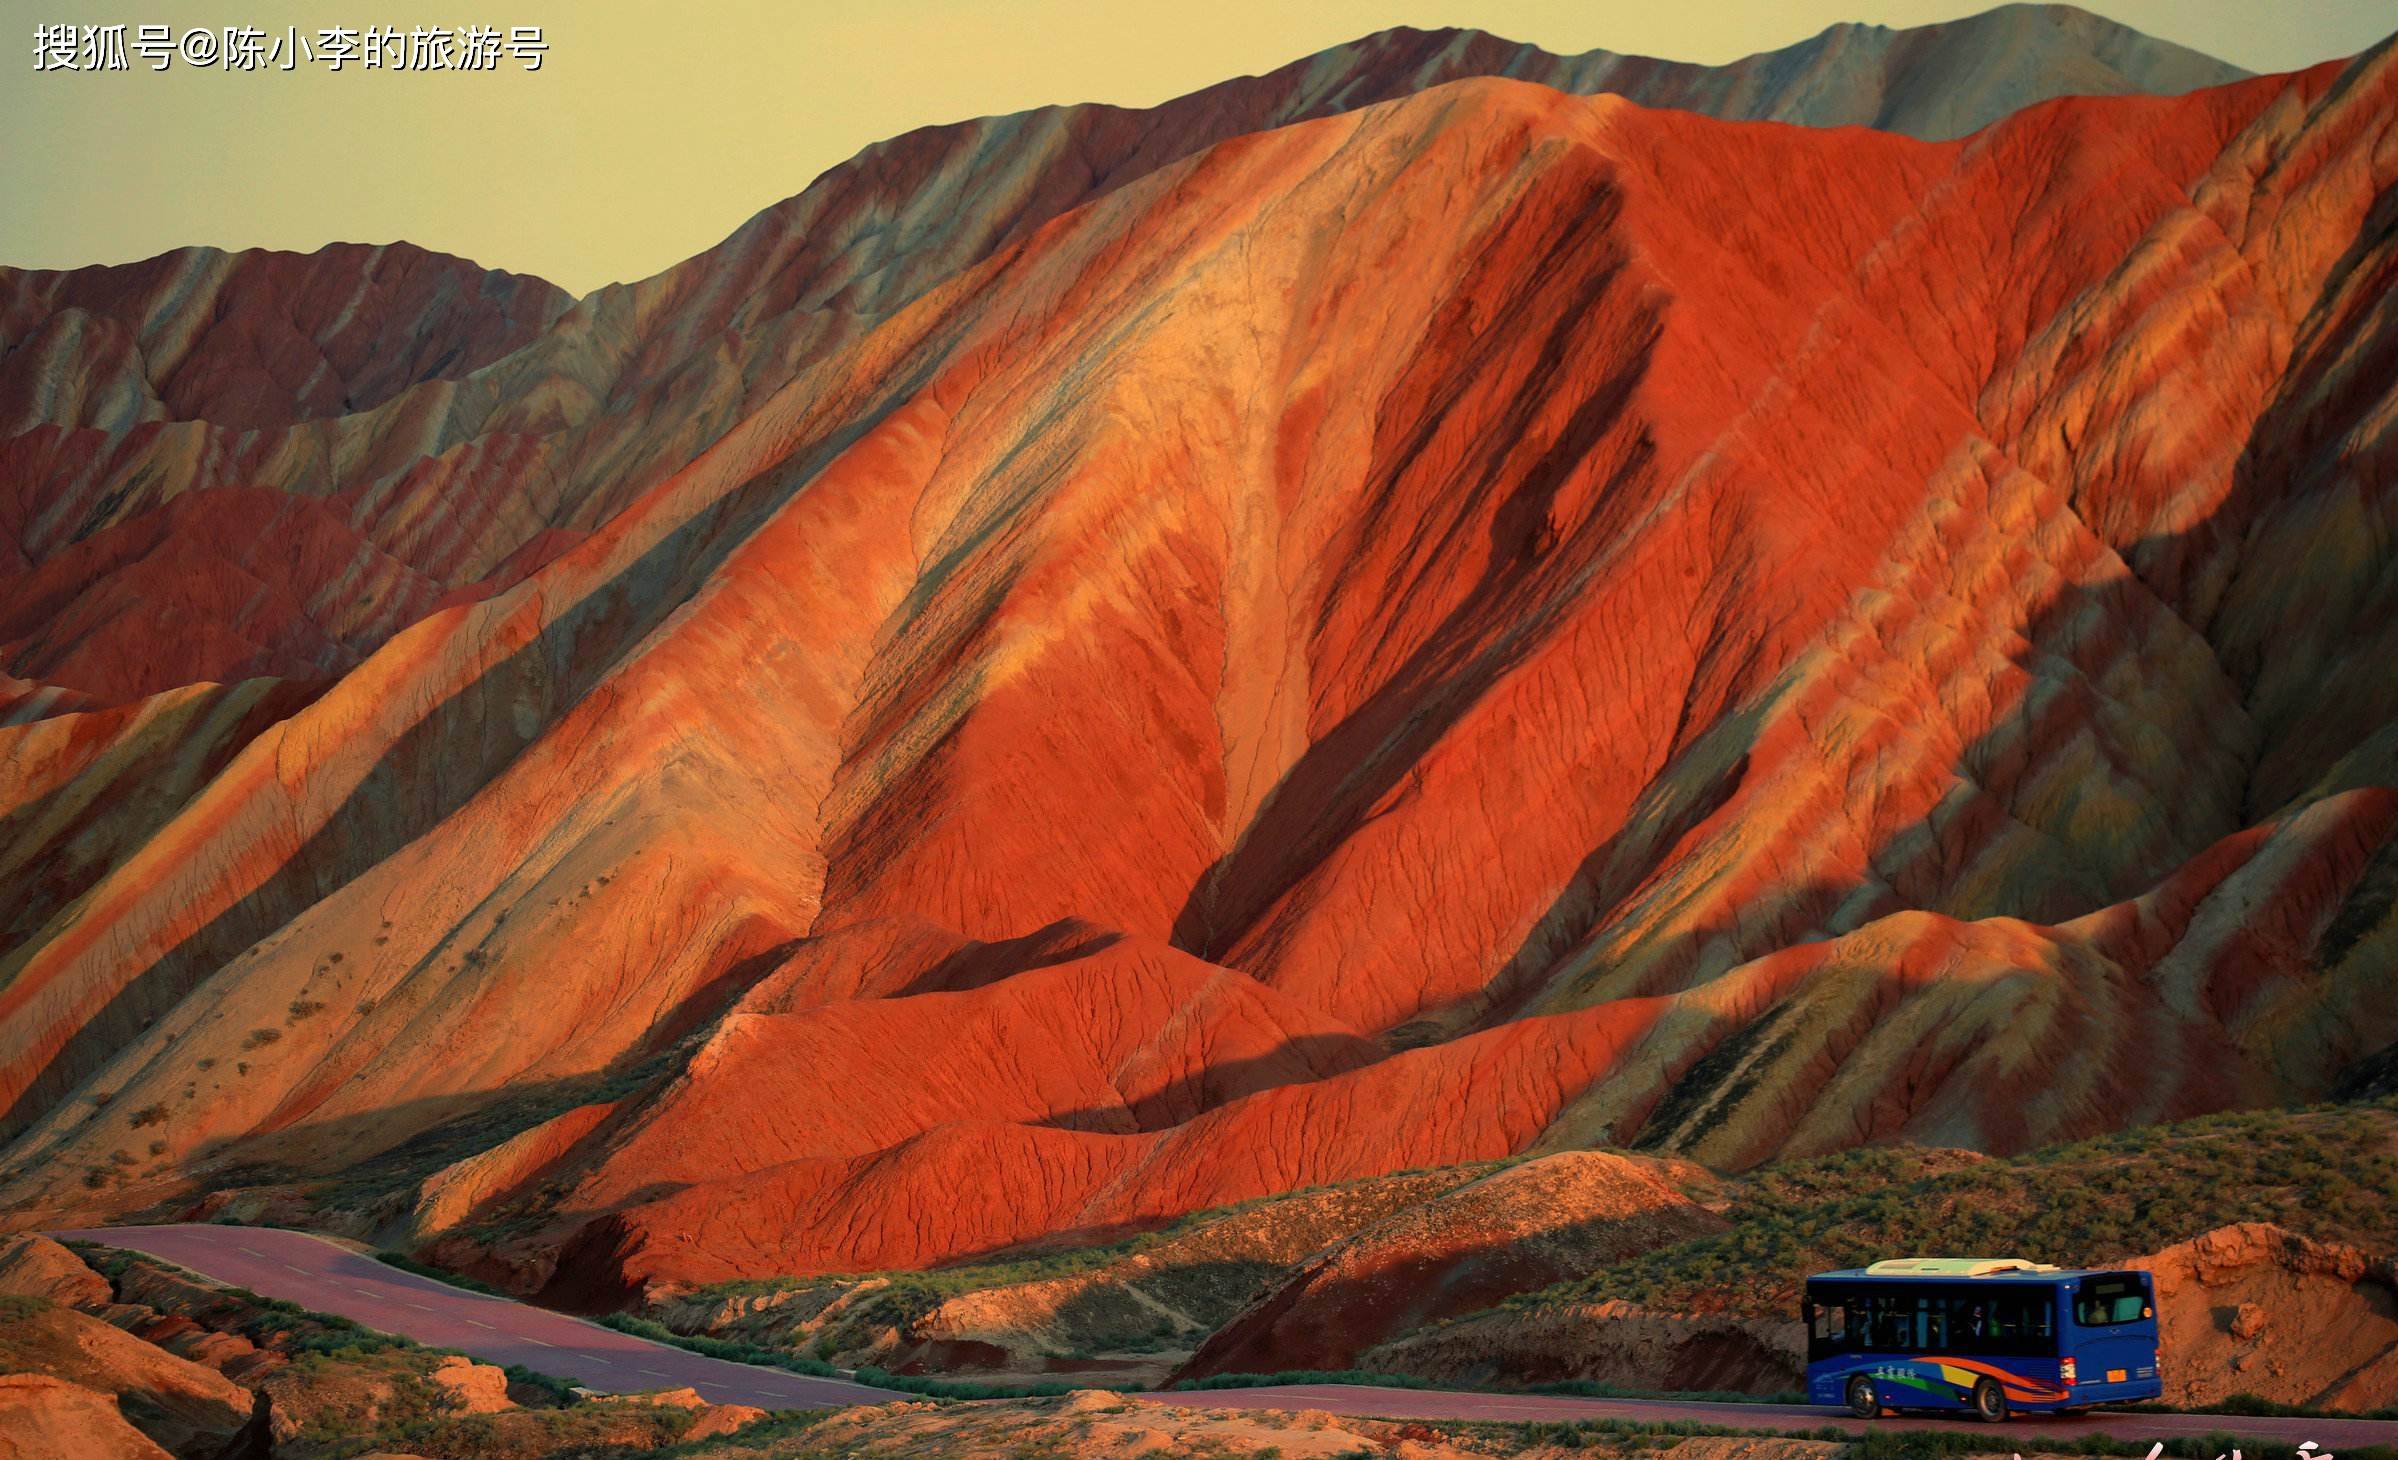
0, 8, 2249, 712
0, 36, 2390, 1296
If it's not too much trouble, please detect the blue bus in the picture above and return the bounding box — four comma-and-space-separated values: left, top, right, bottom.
1804, 1258, 2162, 1421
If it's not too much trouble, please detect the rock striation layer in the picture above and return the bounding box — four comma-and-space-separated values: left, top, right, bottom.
0, 13, 2392, 1299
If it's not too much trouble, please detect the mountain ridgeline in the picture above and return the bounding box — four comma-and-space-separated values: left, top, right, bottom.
0, 5, 2392, 1313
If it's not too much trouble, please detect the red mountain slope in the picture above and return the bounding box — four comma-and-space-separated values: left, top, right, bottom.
0, 10, 2242, 714
0, 29, 2392, 1301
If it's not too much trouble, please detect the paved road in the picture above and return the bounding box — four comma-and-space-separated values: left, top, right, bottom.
52, 1224, 905, 1410
57, 1225, 2398, 1448
1164, 1384, 2398, 1448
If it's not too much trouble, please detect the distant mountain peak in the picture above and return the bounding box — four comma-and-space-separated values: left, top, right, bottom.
1310, 2, 2247, 141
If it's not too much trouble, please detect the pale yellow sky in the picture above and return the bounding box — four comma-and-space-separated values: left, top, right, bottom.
4, 0, 2391, 295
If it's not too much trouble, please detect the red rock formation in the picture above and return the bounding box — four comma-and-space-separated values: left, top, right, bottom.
553, 995, 1669, 1295
0, 242, 569, 434
0, 10, 2247, 717
562, 938, 1381, 1208
0, 1298, 255, 1454
0, 488, 453, 704
0, 1234, 112, 1309
0, 22, 2392, 1304
407, 1100, 620, 1241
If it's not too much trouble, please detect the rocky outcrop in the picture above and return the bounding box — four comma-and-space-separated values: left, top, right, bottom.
0, 1234, 111, 1308
2143, 1223, 2398, 1410
587, 1386, 767, 1442
1361, 1298, 1806, 1395
425, 1355, 514, 1415
0, 1298, 255, 1455
1178, 1152, 1727, 1378
0, 1374, 175, 1460
408, 1100, 621, 1240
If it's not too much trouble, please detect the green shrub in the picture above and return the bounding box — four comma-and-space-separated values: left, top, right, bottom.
1171, 1368, 1436, 1392
373, 1249, 506, 1296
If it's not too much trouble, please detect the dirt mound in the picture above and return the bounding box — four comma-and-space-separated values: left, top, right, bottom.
1181, 1151, 1727, 1378
1363, 1297, 1805, 1395
2142, 1222, 2398, 1409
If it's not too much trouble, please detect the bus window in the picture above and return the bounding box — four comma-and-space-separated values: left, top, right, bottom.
1915, 1294, 1948, 1349
1851, 1287, 2064, 1357
1808, 1296, 1851, 1357
2075, 1275, 2149, 1326
1953, 1292, 1991, 1348
1876, 1300, 1911, 1351
1986, 1292, 2055, 1356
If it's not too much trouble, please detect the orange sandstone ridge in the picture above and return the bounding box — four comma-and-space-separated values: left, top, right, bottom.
0, 13, 2394, 1302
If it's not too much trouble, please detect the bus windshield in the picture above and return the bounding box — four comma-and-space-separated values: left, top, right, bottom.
1806, 1282, 2058, 1359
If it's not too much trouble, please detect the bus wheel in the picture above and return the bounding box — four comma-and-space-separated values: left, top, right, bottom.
1972, 1380, 2010, 1422
1845, 1376, 1879, 1419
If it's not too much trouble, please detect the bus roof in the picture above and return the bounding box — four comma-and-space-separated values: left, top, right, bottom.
1808, 1263, 2134, 1284
1865, 1258, 2059, 1277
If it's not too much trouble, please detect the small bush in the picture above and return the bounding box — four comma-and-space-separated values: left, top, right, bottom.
374, 1250, 505, 1296
128, 1104, 170, 1128
1173, 1369, 1436, 1393
241, 1028, 281, 1050
501, 1363, 581, 1407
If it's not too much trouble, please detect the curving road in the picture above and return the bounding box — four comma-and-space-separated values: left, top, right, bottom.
52, 1224, 905, 1410
55, 1225, 2398, 1448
